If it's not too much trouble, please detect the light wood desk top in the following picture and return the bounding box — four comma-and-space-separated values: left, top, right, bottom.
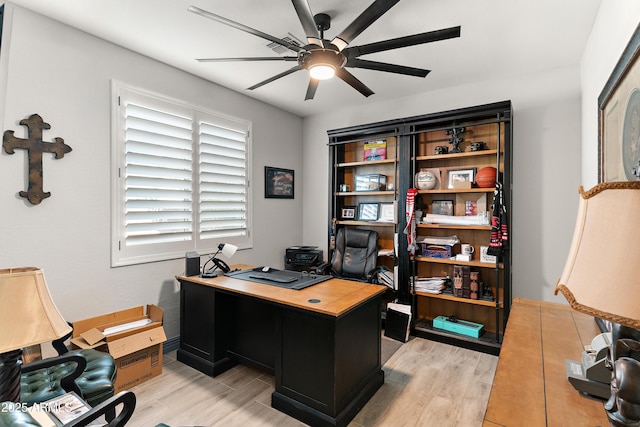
177, 265, 386, 317
484, 298, 608, 427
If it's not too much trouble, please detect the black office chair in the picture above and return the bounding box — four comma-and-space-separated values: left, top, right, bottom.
318, 228, 379, 283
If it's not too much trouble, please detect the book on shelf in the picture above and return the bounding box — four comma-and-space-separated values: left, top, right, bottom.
385, 302, 411, 342
413, 276, 446, 294
363, 139, 387, 161
453, 265, 470, 298
377, 266, 396, 290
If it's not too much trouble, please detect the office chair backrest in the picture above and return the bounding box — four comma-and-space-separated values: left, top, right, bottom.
331, 228, 378, 280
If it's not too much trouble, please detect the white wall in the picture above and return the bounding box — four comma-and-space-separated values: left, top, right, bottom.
0, 4, 303, 340
581, 0, 640, 187
302, 66, 583, 303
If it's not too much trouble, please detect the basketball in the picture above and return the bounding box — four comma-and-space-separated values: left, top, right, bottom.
475, 167, 497, 188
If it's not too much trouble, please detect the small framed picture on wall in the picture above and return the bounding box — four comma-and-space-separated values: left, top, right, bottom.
265, 166, 294, 199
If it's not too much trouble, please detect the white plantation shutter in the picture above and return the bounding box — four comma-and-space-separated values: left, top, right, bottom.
125, 103, 194, 246
112, 83, 252, 266
198, 118, 248, 240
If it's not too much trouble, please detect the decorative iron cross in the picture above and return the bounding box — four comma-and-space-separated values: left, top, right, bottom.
3, 114, 72, 204
446, 126, 466, 153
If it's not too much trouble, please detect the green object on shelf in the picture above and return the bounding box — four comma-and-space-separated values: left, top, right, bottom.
433, 315, 484, 338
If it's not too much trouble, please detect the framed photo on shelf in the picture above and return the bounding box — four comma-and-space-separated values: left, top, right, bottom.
358, 202, 380, 221
379, 202, 396, 222
432, 200, 454, 216
341, 206, 356, 220
456, 193, 487, 216
265, 166, 294, 198
448, 168, 476, 189
598, 24, 640, 182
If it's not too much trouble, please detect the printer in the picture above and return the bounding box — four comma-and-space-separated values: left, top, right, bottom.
284, 246, 323, 272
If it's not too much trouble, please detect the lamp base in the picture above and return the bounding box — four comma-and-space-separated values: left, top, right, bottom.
201, 271, 218, 278
0, 348, 23, 402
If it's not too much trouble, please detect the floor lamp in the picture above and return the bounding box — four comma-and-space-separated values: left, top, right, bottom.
0, 267, 72, 402
555, 182, 640, 427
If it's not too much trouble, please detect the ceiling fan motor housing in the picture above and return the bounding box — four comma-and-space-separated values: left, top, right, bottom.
299, 46, 346, 72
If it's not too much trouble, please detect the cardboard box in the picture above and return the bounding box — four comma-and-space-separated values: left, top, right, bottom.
452, 181, 472, 189
71, 305, 166, 392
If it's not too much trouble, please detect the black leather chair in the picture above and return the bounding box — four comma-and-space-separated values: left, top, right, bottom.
318, 228, 379, 283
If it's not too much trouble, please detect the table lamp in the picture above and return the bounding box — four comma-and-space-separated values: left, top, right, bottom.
555, 181, 640, 427
201, 243, 238, 278
0, 267, 72, 402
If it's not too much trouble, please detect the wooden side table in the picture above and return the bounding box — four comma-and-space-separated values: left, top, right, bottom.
483, 298, 608, 427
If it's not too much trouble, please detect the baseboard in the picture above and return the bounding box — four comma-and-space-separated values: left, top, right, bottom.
163, 335, 180, 353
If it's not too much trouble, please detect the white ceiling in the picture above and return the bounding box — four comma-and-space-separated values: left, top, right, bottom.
8, 0, 602, 117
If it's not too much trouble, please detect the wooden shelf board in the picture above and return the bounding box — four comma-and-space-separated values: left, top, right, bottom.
417, 188, 495, 194
414, 256, 503, 269
418, 223, 491, 231
336, 158, 396, 167
336, 191, 395, 196
413, 318, 502, 355
413, 291, 503, 308
414, 149, 500, 161
337, 220, 396, 227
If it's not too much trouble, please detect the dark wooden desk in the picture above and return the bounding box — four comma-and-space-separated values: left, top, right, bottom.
483, 298, 608, 427
176, 270, 386, 427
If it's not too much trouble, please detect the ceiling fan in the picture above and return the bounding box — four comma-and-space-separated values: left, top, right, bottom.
188, 0, 461, 100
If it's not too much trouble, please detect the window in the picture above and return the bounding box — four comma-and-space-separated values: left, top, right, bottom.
111, 83, 251, 266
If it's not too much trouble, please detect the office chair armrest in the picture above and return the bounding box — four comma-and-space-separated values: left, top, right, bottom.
366, 267, 381, 284
316, 262, 331, 275
65, 390, 136, 427
21, 354, 86, 397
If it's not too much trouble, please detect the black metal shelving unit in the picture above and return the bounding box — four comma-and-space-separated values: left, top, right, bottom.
327, 101, 512, 355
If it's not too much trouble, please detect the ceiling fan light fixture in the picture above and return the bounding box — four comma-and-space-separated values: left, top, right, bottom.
309, 64, 335, 80
302, 48, 344, 80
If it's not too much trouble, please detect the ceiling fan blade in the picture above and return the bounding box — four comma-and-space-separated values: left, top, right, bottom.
291, 0, 323, 47
331, 0, 400, 51
247, 65, 303, 90
335, 68, 374, 97
305, 79, 319, 100
188, 5, 302, 53
345, 26, 461, 57
346, 58, 430, 77
197, 56, 298, 63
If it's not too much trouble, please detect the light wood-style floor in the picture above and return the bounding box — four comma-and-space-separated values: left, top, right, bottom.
127, 337, 498, 427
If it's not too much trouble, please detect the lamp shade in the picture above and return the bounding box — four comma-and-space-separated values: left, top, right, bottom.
0, 267, 72, 353
220, 243, 237, 258
555, 182, 640, 330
